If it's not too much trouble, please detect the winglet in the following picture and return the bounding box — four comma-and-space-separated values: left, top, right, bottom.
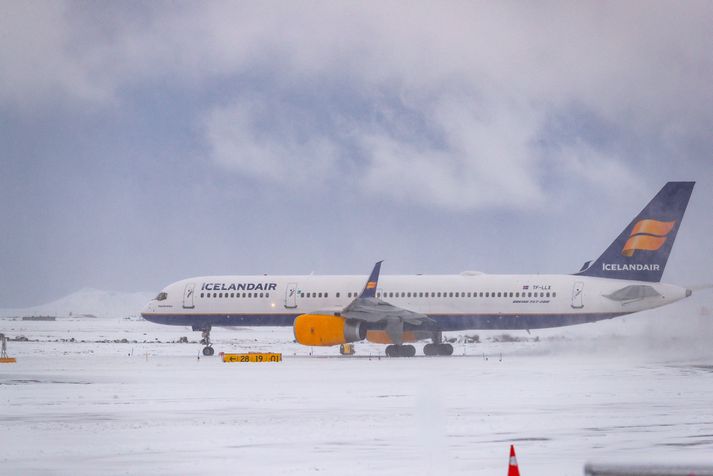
359, 261, 383, 298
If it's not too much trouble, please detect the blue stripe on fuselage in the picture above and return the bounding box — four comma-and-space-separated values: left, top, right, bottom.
141, 312, 628, 331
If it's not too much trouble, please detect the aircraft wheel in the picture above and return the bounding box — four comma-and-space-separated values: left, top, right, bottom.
423, 343, 438, 356
202, 346, 215, 356
437, 343, 453, 356
402, 345, 416, 357
385, 345, 398, 357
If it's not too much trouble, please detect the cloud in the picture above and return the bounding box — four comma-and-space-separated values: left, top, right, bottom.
202, 96, 340, 185
0, 2, 112, 107
2, 1, 712, 210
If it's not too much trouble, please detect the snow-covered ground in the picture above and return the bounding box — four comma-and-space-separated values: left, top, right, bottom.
1, 295, 712, 475
0, 288, 154, 320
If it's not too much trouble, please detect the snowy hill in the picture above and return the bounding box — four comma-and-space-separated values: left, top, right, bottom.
0, 288, 154, 319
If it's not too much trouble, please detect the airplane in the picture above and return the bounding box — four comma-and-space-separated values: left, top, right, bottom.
141, 182, 696, 357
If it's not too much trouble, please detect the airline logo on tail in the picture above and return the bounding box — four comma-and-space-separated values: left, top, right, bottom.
621, 219, 676, 257
366, 281, 377, 289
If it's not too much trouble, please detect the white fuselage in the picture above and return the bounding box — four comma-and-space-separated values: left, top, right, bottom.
141, 273, 689, 331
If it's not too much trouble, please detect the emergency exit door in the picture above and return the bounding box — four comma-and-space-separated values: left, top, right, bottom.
183, 283, 196, 309
284, 283, 298, 308
571, 281, 584, 309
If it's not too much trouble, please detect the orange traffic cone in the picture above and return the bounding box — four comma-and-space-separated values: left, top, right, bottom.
508, 444, 521, 476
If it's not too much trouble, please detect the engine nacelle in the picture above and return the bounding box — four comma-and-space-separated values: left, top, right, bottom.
293, 314, 366, 346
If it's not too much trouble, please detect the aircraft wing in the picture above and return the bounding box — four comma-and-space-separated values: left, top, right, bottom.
339, 261, 437, 345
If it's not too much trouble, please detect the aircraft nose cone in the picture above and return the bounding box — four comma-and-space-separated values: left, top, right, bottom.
141, 301, 155, 317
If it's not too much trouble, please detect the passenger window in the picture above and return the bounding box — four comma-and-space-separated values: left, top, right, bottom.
248, 293, 252, 298
266, 293, 269, 298
509, 292, 513, 298
325, 293, 328, 298
546, 292, 550, 297
336, 292, 340, 298
401, 292, 405, 297
318, 292, 323, 298
260, 292, 264, 298
485, 292, 490, 298
219, 293, 223, 298
553, 292, 557, 298
200, 293, 204, 298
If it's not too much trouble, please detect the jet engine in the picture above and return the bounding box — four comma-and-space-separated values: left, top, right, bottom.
293, 314, 366, 346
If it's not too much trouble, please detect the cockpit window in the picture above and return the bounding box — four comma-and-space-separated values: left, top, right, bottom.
155, 292, 168, 301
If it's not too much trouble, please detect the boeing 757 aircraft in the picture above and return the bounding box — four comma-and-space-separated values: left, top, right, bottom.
142, 182, 695, 357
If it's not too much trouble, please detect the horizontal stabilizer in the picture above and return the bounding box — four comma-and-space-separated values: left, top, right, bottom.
603, 284, 661, 302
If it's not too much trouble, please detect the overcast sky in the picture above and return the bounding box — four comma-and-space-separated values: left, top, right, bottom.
1, 1, 712, 307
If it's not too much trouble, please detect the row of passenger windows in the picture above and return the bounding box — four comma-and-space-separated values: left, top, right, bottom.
300, 291, 556, 299
200, 290, 556, 300
201, 292, 270, 299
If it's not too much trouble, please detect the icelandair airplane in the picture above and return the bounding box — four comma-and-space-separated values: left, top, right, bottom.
142, 182, 695, 357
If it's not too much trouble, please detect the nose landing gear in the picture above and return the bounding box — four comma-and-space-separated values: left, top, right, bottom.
196, 326, 214, 356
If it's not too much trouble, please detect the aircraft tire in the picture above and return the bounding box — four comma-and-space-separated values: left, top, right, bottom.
202, 346, 215, 356
437, 343, 453, 356
402, 345, 416, 357
386, 345, 416, 357
423, 343, 438, 356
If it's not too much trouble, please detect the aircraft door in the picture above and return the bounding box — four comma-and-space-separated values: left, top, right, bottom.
183, 283, 196, 309
285, 283, 298, 308
571, 281, 584, 309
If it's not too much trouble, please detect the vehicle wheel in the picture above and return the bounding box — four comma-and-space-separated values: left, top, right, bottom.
202, 346, 215, 356
385, 345, 398, 357
402, 345, 416, 357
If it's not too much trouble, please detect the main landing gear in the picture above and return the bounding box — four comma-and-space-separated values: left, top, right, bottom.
422, 331, 454, 356
383, 331, 454, 357
195, 326, 214, 356
423, 343, 454, 356
385, 344, 416, 358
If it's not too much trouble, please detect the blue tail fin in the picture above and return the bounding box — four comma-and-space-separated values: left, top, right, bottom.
359, 261, 383, 298
576, 182, 694, 282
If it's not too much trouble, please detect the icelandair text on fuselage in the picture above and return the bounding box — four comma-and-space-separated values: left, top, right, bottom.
202, 282, 277, 291
602, 263, 660, 271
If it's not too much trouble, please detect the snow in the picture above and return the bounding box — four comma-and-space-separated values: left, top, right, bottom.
1, 295, 712, 475
0, 288, 154, 320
